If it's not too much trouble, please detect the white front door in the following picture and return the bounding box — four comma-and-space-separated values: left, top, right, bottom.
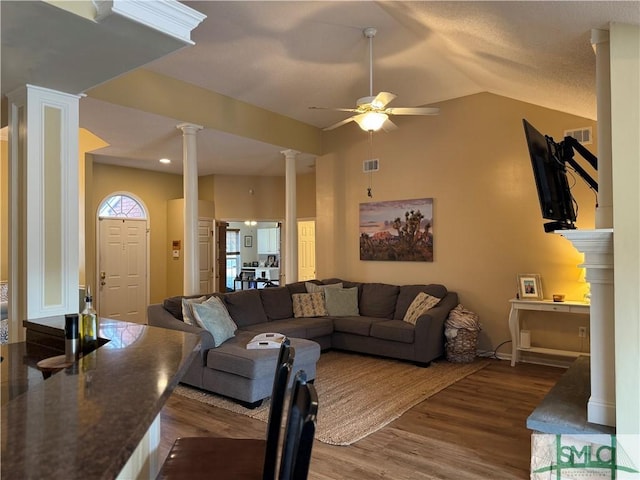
198, 219, 213, 294
298, 220, 316, 281
98, 218, 148, 323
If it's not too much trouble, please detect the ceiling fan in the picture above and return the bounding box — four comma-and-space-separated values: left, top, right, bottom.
310, 27, 440, 132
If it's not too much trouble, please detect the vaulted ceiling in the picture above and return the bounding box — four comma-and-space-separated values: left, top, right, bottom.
2, 1, 639, 175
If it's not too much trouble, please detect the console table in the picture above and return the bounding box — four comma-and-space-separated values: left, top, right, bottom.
508, 299, 590, 366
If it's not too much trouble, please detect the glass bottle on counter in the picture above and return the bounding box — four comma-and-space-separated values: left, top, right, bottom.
81, 285, 98, 355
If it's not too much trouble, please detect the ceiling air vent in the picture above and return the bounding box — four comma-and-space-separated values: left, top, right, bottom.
564, 127, 592, 145
363, 158, 379, 173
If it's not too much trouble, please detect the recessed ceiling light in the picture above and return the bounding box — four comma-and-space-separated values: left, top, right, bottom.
159, 158, 171, 164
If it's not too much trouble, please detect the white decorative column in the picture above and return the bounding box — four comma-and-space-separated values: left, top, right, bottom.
7, 85, 80, 340
559, 230, 615, 427
610, 23, 640, 463
592, 29, 613, 229
281, 149, 299, 284
553, 29, 617, 428
177, 123, 202, 295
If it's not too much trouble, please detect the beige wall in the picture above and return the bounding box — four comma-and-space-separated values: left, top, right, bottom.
1, 140, 7, 281
316, 92, 597, 356
89, 165, 315, 302
165, 199, 215, 297
88, 161, 184, 304
78, 129, 109, 287
199, 172, 316, 221
296, 172, 316, 219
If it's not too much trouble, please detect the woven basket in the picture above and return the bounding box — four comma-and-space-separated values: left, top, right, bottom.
446, 328, 479, 363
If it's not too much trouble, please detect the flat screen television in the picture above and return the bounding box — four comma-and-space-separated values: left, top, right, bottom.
522, 119, 576, 232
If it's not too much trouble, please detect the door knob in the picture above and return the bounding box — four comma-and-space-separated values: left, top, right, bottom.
100, 271, 106, 286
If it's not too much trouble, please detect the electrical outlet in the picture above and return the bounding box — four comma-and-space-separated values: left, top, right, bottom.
578, 327, 587, 338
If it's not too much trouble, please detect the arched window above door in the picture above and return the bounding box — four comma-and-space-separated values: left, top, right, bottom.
99, 194, 147, 219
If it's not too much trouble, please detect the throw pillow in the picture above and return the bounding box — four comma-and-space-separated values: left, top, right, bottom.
292, 292, 328, 318
181, 296, 207, 326
305, 282, 343, 294
191, 297, 238, 347
324, 287, 359, 317
403, 292, 441, 325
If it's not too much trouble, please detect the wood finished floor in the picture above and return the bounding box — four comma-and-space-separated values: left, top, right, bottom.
159, 359, 564, 479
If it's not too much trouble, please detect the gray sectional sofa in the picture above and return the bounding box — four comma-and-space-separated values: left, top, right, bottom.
147, 279, 458, 405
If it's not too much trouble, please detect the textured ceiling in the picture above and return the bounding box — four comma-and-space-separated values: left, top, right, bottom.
4, 1, 640, 175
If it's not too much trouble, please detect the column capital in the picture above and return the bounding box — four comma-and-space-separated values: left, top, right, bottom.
281, 149, 300, 159
591, 29, 609, 47
177, 123, 203, 135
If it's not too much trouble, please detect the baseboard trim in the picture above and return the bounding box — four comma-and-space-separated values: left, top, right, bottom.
477, 349, 572, 369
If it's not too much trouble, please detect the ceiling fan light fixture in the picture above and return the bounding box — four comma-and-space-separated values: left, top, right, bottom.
357, 112, 388, 132
310, 26, 439, 132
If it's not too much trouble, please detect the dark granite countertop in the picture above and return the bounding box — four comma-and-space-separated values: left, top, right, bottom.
527, 356, 615, 435
1, 316, 201, 479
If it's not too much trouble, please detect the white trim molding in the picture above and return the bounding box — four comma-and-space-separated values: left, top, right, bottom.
7, 85, 81, 323
559, 228, 615, 427
94, 0, 206, 45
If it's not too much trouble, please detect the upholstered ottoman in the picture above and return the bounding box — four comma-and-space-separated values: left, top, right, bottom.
202, 332, 321, 407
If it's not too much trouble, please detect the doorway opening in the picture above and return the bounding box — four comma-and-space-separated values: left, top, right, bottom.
221, 221, 281, 291
97, 193, 149, 323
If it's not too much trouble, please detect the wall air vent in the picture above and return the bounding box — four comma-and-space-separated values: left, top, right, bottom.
564, 127, 592, 145
363, 158, 379, 173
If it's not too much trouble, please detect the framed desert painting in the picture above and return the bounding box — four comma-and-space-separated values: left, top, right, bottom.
359, 198, 433, 262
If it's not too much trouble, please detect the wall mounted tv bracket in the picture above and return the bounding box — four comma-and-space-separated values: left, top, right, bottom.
550, 135, 599, 193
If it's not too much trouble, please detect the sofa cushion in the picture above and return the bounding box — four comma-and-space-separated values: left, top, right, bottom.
191, 297, 237, 347
322, 278, 363, 290
241, 319, 307, 339
305, 281, 343, 293
403, 292, 441, 325
292, 292, 328, 318
324, 287, 359, 316
223, 289, 268, 327
302, 316, 334, 338
370, 320, 415, 344
394, 284, 448, 320
286, 280, 318, 295
359, 283, 400, 319
245, 317, 333, 339
332, 316, 385, 336
259, 287, 293, 320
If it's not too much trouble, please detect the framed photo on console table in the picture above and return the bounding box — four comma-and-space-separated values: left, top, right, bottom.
517, 273, 543, 300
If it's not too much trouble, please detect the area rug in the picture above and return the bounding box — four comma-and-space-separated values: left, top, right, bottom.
174, 351, 490, 446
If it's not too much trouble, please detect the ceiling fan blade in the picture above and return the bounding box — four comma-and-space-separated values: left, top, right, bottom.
386, 107, 440, 116
309, 106, 360, 113
323, 116, 356, 131
371, 91, 397, 109
381, 118, 398, 132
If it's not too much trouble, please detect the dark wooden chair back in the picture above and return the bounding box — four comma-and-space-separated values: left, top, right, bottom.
262, 338, 294, 480
156, 337, 295, 480
278, 370, 319, 480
